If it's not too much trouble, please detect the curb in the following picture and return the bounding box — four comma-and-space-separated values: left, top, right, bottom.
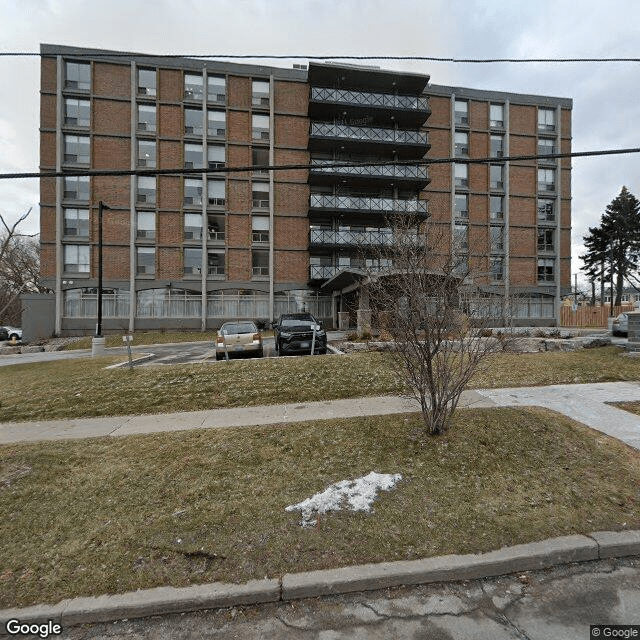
1, 530, 639, 632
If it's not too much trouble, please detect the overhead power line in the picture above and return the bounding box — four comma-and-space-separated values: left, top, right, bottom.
1, 147, 640, 181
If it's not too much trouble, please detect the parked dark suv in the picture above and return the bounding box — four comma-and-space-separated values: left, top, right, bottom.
272, 313, 327, 356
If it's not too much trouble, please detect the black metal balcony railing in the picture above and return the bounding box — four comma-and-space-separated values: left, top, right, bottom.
310, 159, 428, 181
311, 87, 430, 112
310, 229, 420, 247
310, 263, 394, 279
311, 122, 428, 146
310, 194, 428, 215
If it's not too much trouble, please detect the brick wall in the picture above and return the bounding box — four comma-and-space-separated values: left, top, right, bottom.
93, 99, 131, 135
93, 63, 130, 98
158, 69, 182, 102
274, 80, 308, 114
157, 210, 183, 245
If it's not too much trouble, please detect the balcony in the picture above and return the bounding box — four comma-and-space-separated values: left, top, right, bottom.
310, 194, 428, 216
310, 229, 420, 248
310, 122, 428, 155
310, 265, 339, 280
310, 159, 429, 188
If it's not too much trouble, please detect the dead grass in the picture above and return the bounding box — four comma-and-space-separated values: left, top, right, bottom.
1, 406, 639, 608
63, 331, 216, 350
610, 401, 640, 417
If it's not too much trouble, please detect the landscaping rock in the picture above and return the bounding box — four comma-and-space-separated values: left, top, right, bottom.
0, 346, 20, 355
20, 345, 46, 353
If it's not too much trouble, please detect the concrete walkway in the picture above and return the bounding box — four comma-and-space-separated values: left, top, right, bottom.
1, 381, 640, 449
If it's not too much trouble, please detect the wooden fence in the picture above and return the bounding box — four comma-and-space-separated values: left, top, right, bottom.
560, 305, 629, 328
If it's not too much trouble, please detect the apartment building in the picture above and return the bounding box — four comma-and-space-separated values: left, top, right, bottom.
36, 44, 571, 336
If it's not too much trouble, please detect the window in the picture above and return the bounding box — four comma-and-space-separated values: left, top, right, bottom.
252, 148, 269, 175
184, 212, 203, 240
252, 185, 270, 208
207, 215, 225, 241
63, 176, 89, 201
454, 163, 468, 189
454, 223, 468, 251
137, 68, 156, 97
537, 228, 554, 252
184, 143, 203, 169
490, 226, 504, 252
454, 100, 468, 125
64, 98, 90, 127
490, 164, 504, 190
64, 244, 90, 273
207, 179, 225, 206
184, 178, 203, 205
207, 75, 226, 103
184, 248, 202, 275
252, 114, 270, 141
136, 247, 155, 275
137, 176, 156, 204
208, 145, 225, 168
252, 249, 269, 276
490, 134, 504, 158
136, 211, 155, 239
537, 198, 555, 221
537, 258, 555, 282
207, 110, 226, 137
454, 131, 469, 157
490, 195, 504, 220
490, 257, 504, 281
252, 80, 270, 107
207, 251, 225, 276
63, 208, 89, 237
538, 108, 556, 132
454, 193, 469, 218
64, 135, 90, 165
185, 108, 203, 136
252, 216, 270, 243
538, 137, 555, 158
538, 168, 556, 192
184, 73, 204, 100
65, 61, 90, 91
490, 103, 504, 128
137, 139, 156, 167
137, 104, 156, 132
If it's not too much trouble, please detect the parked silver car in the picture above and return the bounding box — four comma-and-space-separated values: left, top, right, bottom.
612, 313, 629, 336
215, 321, 264, 360
0, 326, 22, 341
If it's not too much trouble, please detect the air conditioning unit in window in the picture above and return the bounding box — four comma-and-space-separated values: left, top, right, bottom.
260, 131, 269, 140
66, 80, 79, 89
138, 159, 147, 167
208, 198, 225, 206
184, 197, 195, 205
185, 90, 195, 99
137, 265, 153, 275
138, 122, 147, 131
184, 231, 195, 239
213, 93, 225, 102
208, 161, 225, 169
65, 228, 77, 236
65, 117, 78, 125
65, 154, 78, 163
184, 161, 194, 169
64, 191, 78, 200
137, 194, 148, 203
184, 266, 201, 275
185, 126, 195, 134
210, 128, 225, 136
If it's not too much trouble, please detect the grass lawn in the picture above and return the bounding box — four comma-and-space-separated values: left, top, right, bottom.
63, 331, 217, 350
611, 401, 640, 417
0, 346, 638, 424
1, 407, 640, 608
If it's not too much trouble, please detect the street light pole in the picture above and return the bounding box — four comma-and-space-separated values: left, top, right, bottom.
92, 201, 110, 355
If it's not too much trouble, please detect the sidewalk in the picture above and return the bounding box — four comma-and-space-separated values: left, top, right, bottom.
1, 381, 639, 449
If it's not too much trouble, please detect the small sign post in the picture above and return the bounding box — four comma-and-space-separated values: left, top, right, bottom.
123, 334, 134, 370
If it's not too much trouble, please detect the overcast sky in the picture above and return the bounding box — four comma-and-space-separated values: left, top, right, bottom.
1, 0, 639, 281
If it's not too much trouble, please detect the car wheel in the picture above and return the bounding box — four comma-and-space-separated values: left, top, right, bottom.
9, 333, 19, 341
257, 348, 264, 358
215, 352, 223, 361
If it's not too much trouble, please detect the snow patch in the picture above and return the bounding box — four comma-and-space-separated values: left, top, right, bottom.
285, 471, 403, 528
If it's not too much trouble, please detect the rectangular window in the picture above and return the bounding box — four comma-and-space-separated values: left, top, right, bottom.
252, 185, 270, 208
454, 193, 468, 218
184, 143, 203, 169
64, 98, 90, 127
252, 148, 269, 175
490, 134, 504, 158
454, 223, 468, 251
537, 198, 555, 221
207, 250, 225, 276
136, 247, 155, 275
538, 168, 556, 192
490, 226, 504, 252
252, 80, 270, 107
207, 110, 226, 137
136, 211, 155, 239
454, 100, 468, 125
184, 248, 202, 275
63, 208, 89, 237
490, 103, 504, 128
490, 164, 504, 190
538, 108, 556, 132
65, 61, 90, 91
208, 145, 225, 168
64, 244, 90, 273
537, 258, 555, 282
490, 257, 504, 281
184, 73, 204, 101
63, 176, 90, 201
137, 139, 156, 168
537, 228, 554, 252
538, 137, 555, 157
252, 114, 270, 141
184, 178, 203, 205
207, 75, 226, 103
137, 68, 156, 97
454, 163, 468, 189
490, 195, 504, 220
64, 135, 90, 165
137, 104, 156, 132
207, 215, 225, 241
252, 249, 269, 276
184, 212, 203, 240
252, 216, 270, 243
137, 176, 156, 204
185, 108, 203, 136
454, 131, 469, 157
207, 180, 225, 206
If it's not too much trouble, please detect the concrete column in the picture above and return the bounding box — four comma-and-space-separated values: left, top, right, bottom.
356, 286, 371, 337
129, 60, 137, 333
201, 67, 208, 332
268, 74, 275, 323
55, 55, 64, 336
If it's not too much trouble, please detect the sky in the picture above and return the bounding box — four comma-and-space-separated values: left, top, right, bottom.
1, 0, 639, 284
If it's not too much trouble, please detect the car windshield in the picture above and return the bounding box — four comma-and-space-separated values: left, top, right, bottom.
281, 317, 316, 328
221, 323, 257, 335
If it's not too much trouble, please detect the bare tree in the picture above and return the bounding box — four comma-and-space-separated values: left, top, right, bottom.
361, 214, 512, 437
